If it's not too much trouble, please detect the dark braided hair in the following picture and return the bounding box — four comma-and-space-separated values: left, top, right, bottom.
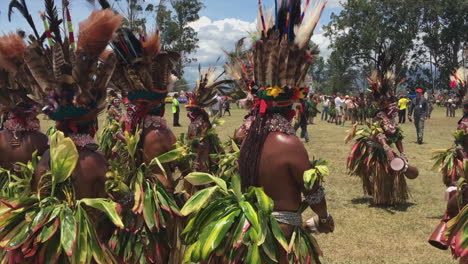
239, 108, 275, 190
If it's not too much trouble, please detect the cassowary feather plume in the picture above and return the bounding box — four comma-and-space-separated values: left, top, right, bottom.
186, 67, 234, 109
110, 28, 180, 96
223, 38, 254, 95
252, 0, 326, 91
25, 7, 123, 121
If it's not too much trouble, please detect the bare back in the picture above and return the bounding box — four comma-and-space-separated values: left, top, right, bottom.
142, 126, 177, 191
258, 132, 310, 212
33, 149, 108, 199
0, 130, 48, 169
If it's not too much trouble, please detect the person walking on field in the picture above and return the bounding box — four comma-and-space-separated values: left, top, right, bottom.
294, 99, 310, 143
397, 95, 410, 124
334, 93, 346, 126
223, 97, 231, 116
322, 96, 330, 121
408, 88, 428, 144
172, 93, 181, 127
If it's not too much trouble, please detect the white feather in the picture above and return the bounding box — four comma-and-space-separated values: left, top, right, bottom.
294, 0, 327, 48
167, 74, 178, 92
264, 7, 275, 31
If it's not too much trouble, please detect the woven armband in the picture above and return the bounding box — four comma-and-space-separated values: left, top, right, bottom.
304, 186, 325, 205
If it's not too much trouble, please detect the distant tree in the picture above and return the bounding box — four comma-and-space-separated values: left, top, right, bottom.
325, 0, 422, 81
173, 78, 191, 92
170, 0, 203, 77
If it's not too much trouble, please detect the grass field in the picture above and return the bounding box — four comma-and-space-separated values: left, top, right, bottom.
40, 105, 460, 264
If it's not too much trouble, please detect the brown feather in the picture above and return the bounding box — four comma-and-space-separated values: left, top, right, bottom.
286, 46, 299, 87
265, 31, 280, 87
0, 33, 27, 72
254, 41, 264, 86
24, 46, 54, 94
294, 50, 309, 87
278, 38, 289, 87
77, 9, 123, 57
142, 32, 161, 57
52, 44, 65, 81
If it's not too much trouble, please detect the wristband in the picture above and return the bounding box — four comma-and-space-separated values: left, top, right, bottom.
319, 213, 331, 224
383, 144, 391, 151
304, 186, 325, 205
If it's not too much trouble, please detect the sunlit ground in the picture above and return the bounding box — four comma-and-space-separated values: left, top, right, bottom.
40, 105, 459, 264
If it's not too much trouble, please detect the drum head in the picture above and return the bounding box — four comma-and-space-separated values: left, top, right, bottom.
390, 157, 405, 172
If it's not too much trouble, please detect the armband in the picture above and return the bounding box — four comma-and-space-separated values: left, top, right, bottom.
304, 186, 325, 205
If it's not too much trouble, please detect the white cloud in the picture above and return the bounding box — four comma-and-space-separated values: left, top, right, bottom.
184, 15, 333, 82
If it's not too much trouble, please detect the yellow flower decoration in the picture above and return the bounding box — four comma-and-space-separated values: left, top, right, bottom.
266, 86, 285, 98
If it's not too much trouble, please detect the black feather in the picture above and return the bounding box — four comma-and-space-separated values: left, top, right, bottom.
98, 0, 111, 9
85, 0, 111, 9
8, 0, 41, 40
45, 0, 62, 44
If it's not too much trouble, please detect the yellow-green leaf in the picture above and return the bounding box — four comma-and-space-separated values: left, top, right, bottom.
49, 131, 78, 183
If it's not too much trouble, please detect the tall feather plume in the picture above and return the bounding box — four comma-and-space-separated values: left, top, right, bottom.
0, 33, 27, 73
24, 41, 54, 97
52, 44, 65, 80
8, 0, 41, 40
45, 0, 63, 44
77, 9, 123, 57
294, 0, 326, 48
265, 31, 280, 86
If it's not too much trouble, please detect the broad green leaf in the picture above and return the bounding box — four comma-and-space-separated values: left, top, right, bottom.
79, 198, 124, 228
254, 187, 274, 213
72, 206, 89, 264
239, 201, 260, 238
49, 131, 79, 184
2, 220, 30, 250
185, 172, 227, 192
142, 186, 156, 230
231, 139, 240, 152
157, 148, 184, 163
83, 211, 107, 264
199, 210, 240, 260
262, 227, 278, 262
230, 173, 242, 199
38, 218, 59, 243
181, 186, 219, 216
60, 207, 77, 256
246, 244, 261, 264
269, 215, 289, 252
31, 206, 53, 233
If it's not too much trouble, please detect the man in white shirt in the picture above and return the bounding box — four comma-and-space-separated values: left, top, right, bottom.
334, 93, 346, 126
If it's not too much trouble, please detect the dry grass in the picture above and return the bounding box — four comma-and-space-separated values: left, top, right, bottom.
39, 106, 459, 264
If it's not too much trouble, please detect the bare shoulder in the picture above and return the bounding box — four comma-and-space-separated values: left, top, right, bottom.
266, 132, 307, 155
143, 127, 177, 146
267, 132, 304, 147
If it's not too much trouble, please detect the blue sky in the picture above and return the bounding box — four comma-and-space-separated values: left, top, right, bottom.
0, 0, 345, 82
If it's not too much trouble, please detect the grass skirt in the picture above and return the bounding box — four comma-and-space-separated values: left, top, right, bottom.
347, 138, 409, 205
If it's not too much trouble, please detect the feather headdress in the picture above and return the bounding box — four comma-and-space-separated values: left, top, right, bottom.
110, 28, 180, 109
450, 67, 468, 102
223, 38, 255, 96
24, 7, 122, 134
251, 0, 325, 110
186, 67, 234, 110
367, 70, 405, 108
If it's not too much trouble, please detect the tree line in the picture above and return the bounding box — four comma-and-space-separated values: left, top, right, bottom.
311, 0, 468, 95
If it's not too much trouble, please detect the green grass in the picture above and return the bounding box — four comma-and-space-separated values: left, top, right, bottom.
39, 105, 458, 264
